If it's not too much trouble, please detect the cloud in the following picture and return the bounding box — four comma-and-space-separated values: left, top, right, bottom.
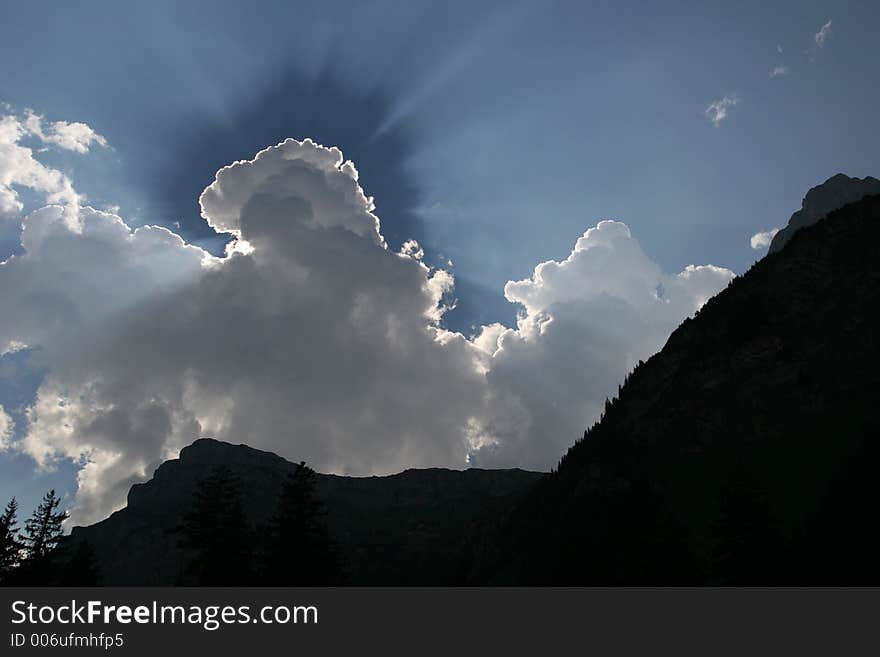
0, 404, 11, 449
0, 204, 209, 356
777, 44, 783, 54
5, 139, 487, 524
1, 136, 734, 526
814, 19, 832, 47
22, 110, 108, 154
0, 115, 78, 221
705, 94, 739, 127
0, 108, 106, 230
468, 221, 734, 467
750, 228, 781, 250
769, 65, 789, 78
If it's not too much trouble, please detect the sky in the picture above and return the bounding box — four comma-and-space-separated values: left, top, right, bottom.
0, 0, 878, 524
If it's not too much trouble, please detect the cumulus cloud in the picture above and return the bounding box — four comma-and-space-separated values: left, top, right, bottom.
814, 19, 832, 47
0, 204, 209, 356
750, 227, 781, 250
0, 108, 105, 227
1, 136, 734, 526
468, 221, 734, 467
5, 139, 486, 524
769, 65, 789, 78
0, 404, 11, 449
705, 94, 739, 127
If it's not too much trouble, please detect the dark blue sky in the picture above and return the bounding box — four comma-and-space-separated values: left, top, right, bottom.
1, 0, 878, 517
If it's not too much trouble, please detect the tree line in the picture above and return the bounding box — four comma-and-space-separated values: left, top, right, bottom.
0, 490, 100, 586
176, 462, 343, 585
2, 462, 342, 587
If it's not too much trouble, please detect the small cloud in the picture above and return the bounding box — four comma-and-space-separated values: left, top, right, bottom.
0, 107, 96, 223
815, 19, 832, 47
46, 120, 108, 153
769, 65, 789, 78
750, 227, 780, 250
399, 239, 425, 260
705, 94, 739, 127
777, 44, 784, 54
23, 109, 108, 154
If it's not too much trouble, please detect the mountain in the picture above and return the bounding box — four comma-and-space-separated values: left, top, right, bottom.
768, 173, 880, 253
69, 439, 542, 585
477, 191, 880, 584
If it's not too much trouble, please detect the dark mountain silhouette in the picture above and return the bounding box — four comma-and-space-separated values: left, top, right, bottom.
768, 173, 880, 253
68, 439, 542, 585
476, 191, 880, 584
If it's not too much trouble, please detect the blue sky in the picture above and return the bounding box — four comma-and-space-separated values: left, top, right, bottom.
1, 0, 878, 522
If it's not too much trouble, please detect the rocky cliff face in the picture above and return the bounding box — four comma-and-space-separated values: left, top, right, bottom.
768, 173, 880, 253
70, 439, 542, 585
481, 191, 880, 584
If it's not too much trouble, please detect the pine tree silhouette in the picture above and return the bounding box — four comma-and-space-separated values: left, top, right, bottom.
178, 466, 254, 585
0, 498, 22, 584
22, 490, 68, 561
263, 462, 341, 584
18, 490, 68, 585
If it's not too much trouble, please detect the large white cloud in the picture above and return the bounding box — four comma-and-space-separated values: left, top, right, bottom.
1, 135, 734, 526
8, 139, 487, 524
469, 221, 734, 467
1, 205, 209, 356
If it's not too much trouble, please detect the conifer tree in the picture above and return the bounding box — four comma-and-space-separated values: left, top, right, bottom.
14, 490, 69, 585
22, 490, 67, 562
263, 462, 341, 584
179, 466, 253, 585
0, 497, 22, 583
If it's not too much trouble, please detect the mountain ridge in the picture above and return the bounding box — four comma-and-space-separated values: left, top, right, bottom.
70, 438, 543, 585
768, 173, 880, 253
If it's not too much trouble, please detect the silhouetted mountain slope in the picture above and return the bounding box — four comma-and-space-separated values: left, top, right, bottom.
768, 173, 880, 253
69, 440, 542, 585
480, 192, 880, 584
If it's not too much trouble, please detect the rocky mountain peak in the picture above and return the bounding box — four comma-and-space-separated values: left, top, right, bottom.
768, 173, 880, 253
